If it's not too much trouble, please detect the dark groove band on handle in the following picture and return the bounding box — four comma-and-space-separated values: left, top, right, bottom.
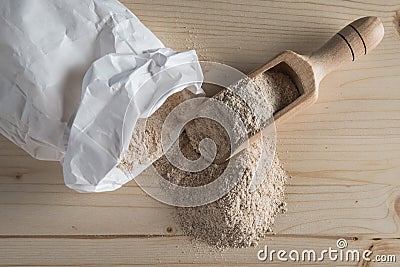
337, 32, 355, 61
349, 24, 367, 55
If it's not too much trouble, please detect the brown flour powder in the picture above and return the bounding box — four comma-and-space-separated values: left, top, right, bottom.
119, 89, 200, 172
185, 71, 299, 164
153, 132, 287, 248
254, 71, 300, 113
119, 70, 298, 249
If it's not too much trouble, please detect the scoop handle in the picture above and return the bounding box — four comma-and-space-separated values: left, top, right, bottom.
309, 16, 384, 84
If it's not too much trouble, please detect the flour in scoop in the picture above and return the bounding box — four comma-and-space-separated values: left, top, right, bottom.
184, 71, 299, 163
253, 71, 300, 113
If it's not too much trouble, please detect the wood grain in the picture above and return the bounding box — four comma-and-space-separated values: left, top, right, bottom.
1, 0, 400, 265
0, 235, 398, 266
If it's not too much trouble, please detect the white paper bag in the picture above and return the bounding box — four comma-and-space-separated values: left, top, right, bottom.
0, 0, 203, 192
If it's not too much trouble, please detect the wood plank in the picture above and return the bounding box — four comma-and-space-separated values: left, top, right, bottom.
122, 0, 400, 72
1, 143, 399, 236
0, 235, 398, 266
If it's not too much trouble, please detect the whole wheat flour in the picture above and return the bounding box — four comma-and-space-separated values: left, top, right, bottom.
184, 71, 299, 163
119, 89, 199, 172
253, 71, 300, 113
153, 132, 287, 248
120, 70, 298, 248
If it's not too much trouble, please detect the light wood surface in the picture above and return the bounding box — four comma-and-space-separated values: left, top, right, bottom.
1, 0, 400, 266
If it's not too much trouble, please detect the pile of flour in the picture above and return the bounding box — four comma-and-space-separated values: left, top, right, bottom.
119, 71, 299, 248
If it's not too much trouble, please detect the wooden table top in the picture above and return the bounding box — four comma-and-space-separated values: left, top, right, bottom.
1, 0, 400, 265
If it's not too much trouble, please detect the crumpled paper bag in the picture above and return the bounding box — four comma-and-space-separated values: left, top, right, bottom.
0, 0, 203, 192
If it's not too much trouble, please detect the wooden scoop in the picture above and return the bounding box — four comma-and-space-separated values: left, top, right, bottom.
231, 16, 384, 158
